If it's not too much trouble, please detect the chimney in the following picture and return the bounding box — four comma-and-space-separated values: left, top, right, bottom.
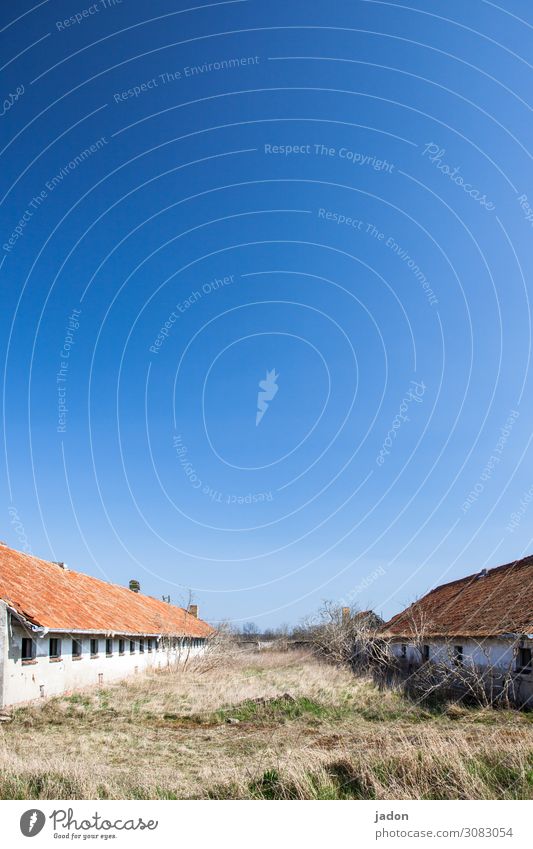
129, 579, 140, 593
341, 606, 350, 624
188, 604, 198, 619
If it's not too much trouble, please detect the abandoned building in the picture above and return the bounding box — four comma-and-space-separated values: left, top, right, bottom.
381, 554, 533, 705
0, 542, 213, 707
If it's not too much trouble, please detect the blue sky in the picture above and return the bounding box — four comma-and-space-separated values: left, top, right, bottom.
1, 0, 533, 628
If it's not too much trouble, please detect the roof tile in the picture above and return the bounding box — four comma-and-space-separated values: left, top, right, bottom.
381, 555, 533, 638
0, 544, 213, 637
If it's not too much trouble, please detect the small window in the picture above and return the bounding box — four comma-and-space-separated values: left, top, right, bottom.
130, 640, 135, 654
517, 647, 532, 674
119, 639, 125, 655
106, 638, 113, 657
422, 644, 430, 662
49, 638, 61, 659
139, 639, 145, 653
22, 637, 35, 661
147, 638, 153, 653
401, 644, 407, 658
454, 645, 464, 667
90, 639, 99, 657
72, 639, 82, 658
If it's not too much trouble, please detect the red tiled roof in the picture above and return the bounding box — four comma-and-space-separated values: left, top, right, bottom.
381, 555, 533, 638
0, 544, 213, 637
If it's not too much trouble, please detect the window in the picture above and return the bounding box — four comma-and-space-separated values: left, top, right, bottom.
400, 644, 407, 658
22, 637, 35, 662
139, 639, 145, 653
147, 638, 153, 653
517, 647, 532, 674
422, 644, 430, 662
119, 639, 125, 655
90, 639, 99, 657
106, 639, 113, 657
130, 640, 135, 654
49, 638, 61, 660
454, 645, 464, 667
72, 639, 82, 659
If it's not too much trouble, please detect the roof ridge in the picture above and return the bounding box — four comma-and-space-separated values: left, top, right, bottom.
0, 542, 213, 637
424, 554, 533, 598
382, 553, 533, 638
1, 543, 190, 614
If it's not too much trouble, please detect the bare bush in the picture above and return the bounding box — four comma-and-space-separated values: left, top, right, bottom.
296, 602, 383, 670
375, 608, 527, 709
404, 641, 523, 709
158, 623, 239, 674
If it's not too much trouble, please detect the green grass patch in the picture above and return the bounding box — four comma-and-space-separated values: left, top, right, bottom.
65, 694, 92, 708
246, 761, 374, 800
467, 753, 533, 799
214, 695, 347, 725
0, 771, 84, 800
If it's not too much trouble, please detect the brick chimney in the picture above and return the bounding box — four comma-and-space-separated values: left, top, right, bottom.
129, 579, 140, 593
188, 604, 198, 618
341, 606, 350, 624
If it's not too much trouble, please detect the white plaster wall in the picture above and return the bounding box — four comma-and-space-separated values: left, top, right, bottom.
390, 637, 533, 703
3, 621, 207, 707
0, 601, 7, 707
391, 638, 521, 668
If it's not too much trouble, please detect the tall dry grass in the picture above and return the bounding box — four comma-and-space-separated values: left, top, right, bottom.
1, 650, 532, 800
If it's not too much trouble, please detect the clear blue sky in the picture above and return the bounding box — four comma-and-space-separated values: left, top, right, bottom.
2, 0, 533, 628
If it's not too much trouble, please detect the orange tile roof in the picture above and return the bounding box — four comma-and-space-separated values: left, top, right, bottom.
0, 543, 213, 637
381, 555, 533, 639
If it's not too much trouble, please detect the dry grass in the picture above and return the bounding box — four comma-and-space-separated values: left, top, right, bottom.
1, 649, 533, 800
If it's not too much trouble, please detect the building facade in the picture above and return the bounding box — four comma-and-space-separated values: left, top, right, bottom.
0, 543, 213, 707
381, 555, 533, 706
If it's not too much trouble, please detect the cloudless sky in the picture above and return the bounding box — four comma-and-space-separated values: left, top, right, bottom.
2, 0, 533, 628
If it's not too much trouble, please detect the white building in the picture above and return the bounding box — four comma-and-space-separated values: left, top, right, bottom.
381, 555, 533, 706
0, 543, 213, 707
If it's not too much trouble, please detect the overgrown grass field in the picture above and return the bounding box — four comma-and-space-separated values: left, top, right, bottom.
1, 650, 533, 799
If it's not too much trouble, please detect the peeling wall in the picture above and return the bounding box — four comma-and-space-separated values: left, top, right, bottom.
390, 638, 533, 704
0, 602, 7, 707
